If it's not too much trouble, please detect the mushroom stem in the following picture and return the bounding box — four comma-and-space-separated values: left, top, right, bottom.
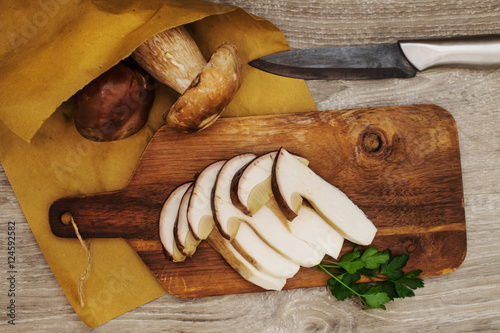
132, 26, 206, 94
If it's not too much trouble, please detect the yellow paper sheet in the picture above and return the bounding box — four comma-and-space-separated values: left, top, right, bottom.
0, 0, 317, 327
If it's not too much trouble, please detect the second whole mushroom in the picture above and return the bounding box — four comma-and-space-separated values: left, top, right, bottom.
132, 26, 244, 132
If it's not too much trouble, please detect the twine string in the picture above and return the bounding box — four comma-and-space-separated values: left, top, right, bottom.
66, 214, 91, 308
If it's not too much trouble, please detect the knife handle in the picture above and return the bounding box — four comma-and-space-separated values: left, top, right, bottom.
399, 35, 500, 71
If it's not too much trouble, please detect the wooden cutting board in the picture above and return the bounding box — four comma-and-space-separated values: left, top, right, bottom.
49, 104, 466, 298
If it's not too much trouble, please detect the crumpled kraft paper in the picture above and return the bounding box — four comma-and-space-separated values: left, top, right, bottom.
0, 0, 317, 327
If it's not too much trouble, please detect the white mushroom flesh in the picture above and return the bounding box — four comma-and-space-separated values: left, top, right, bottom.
175, 184, 200, 256
273, 148, 377, 246
213, 153, 256, 239
214, 153, 318, 269
236, 150, 343, 260
159, 182, 192, 262
286, 204, 344, 259
231, 222, 299, 278
207, 228, 286, 290
235, 151, 309, 215
184, 157, 290, 286
187, 160, 226, 240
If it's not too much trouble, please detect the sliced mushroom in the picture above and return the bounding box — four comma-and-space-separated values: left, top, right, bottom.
266, 200, 344, 259
232, 150, 344, 259
159, 182, 192, 262
187, 160, 226, 240
290, 205, 344, 259
213, 153, 320, 269
207, 228, 286, 291
174, 183, 201, 256
231, 222, 299, 278
252, 200, 325, 267
213, 154, 300, 277
132, 27, 243, 132
213, 153, 256, 239
272, 148, 377, 246
231, 151, 309, 216
179, 154, 296, 279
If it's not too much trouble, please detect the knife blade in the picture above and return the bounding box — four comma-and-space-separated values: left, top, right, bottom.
249, 35, 500, 80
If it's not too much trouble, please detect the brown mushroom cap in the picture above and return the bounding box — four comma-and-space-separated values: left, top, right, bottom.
74, 63, 156, 142
164, 42, 244, 132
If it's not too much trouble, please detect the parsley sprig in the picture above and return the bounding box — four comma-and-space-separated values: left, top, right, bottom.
317, 246, 424, 310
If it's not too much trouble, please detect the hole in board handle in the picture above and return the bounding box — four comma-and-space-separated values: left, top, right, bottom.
60, 211, 74, 226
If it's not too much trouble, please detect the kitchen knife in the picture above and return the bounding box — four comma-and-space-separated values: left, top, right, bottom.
249, 35, 500, 80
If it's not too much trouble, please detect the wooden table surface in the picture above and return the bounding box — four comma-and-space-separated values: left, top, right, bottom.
1, 1, 499, 332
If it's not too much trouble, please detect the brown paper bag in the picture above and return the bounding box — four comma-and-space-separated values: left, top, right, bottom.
0, 0, 316, 327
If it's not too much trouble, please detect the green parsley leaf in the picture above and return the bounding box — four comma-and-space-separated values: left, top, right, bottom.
380, 253, 409, 280
404, 269, 423, 279
380, 282, 398, 300
393, 270, 424, 298
336, 259, 364, 274
335, 246, 364, 274
361, 247, 390, 269
327, 272, 360, 301
317, 246, 424, 310
362, 286, 391, 310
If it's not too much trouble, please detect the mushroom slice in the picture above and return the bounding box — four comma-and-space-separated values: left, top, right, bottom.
187, 160, 227, 240
271, 201, 344, 259
272, 148, 377, 246
207, 228, 286, 291
174, 184, 201, 256
165, 42, 244, 132
213, 153, 299, 277
251, 200, 325, 267
214, 153, 320, 269
213, 153, 256, 239
231, 222, 299, 278
159, 182, 192, 262
233, 150, 343, 259
184, 154, 296, 278
231, 151, 309, 216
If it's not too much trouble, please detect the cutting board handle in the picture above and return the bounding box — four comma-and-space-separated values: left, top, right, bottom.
49, 190, 160, 240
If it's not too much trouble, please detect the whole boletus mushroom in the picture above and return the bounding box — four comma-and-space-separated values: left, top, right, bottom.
164, 43, 243, 132
74, 63, 156, 142
132, 26, 243, 132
